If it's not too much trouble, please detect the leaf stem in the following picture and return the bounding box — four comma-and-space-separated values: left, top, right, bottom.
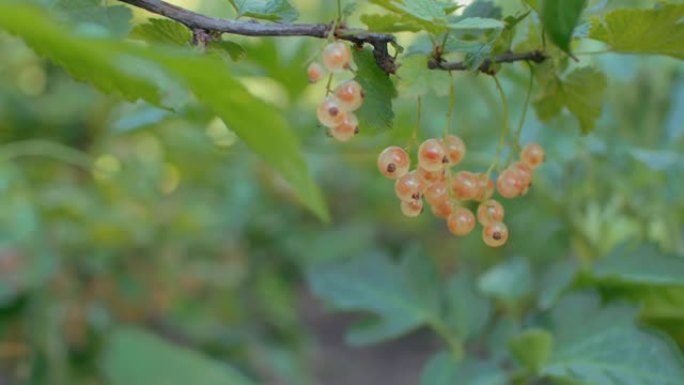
427, 318, 464, 361
0, 139, 95, 172
510, 64, 534, 158
444, 74, 456, 140
407, 96, 421, 152
487, 75, 510, 177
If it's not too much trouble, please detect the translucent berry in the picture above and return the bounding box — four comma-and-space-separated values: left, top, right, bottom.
317, 97, 345, 128
322, 41, 352, 72
510, 161, 533, 186
334, 80, 364, 111
521, 143, 545, 169
475, 173, 494, 201
496, 169, 525, 199
307, 62, 325, 83
447, 207, 476, 236
451, 171, 479, 201
395, 171, 425, 201
431, 199, 453, 218
477, 199, 505, 226
418, 138, 448, 172
329, 113, 358, 142
418, 167, 446, 185
444, 135, 466, 165
424, 181, 448, 206
401, 199, 423, 218
377, 146, 410, 179
483, 222, 509, 247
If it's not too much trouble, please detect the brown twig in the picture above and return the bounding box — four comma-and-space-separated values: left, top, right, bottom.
428, 50, 548, 73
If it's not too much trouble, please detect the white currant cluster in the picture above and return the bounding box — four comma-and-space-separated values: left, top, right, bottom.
377, 138, 545, 247
307, 41, 364, 142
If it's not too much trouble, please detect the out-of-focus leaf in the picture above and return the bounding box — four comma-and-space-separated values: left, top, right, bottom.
445, 270, 491, 339
541, 0, 587, 54
396, 55, 451, 97
103, 327, 254, 385
420, 351, 506, 385
538, 259, 578, 310
307, 252, 440, 345
228, 0, 299, 23
368, 0, 456, 31
543, 292, 684, 385
461, 0, 501, 19
353, 48, 397, 132
360, 13, 422, 33
448, 17, 504, 30
130, 18, 191, 46
55, 0, 132, 37
509, 329, 553, 373
591, 244, 684, 287
589, 5, 684, 59
478, 257, 533, 303
209, 40, 247, 62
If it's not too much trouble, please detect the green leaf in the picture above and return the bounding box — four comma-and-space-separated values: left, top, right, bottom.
360, 13, 422, 33
420, 352, 506, 385
368, 0, 456, 31
353, 48, 396, 132
509, 329, 553, 373
541, 0, 587, 54
534, 66, 607, 133
591, 244, 684, 287
543, 292, 684, 385
103, 327, 254, 385
130, 18, 191, 46
396, 55, 452, 97
228, 0, 299, 23
445, 270, 491, 339
478, 256, 533, 303
307, 252, 440, 345
538, 259, 578, 310
589, 4, 684, 59
448, 17, 504, 30
0, 3, 329, 221
461, 0, 502, 19
209, 40, 247, 62
54, 0, 132, 37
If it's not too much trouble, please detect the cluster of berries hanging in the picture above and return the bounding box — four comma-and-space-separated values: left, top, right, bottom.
377, 139, 544, 247
307, 41, 364, 142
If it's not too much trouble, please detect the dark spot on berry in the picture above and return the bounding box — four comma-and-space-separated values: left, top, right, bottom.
343, 63, 351, 70
493, 231, 502, 241
360, 90, 365, 99
387, 163, 396, 173
329, 107, 339, 116
354, 126, 359, 135
411, 193, 421, 200
442, 155, 449, 164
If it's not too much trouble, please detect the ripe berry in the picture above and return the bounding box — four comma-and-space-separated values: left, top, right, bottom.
377, 146, 410, 179
401, 199, 423, 217
510, 162, 533, 186
307, 62, 325, 83
474, 173, 494, 201
476, 199, 505, 226
496, 169, 524, 199
430, 199, 453, 218
447, 207, 476, 236
444, 135, 466, 165
418, 139, 448, 172
451, 171, 479, 201
521, 143, 545, 169
418, 167, 446, 185
334, 80, 364, 111
395, 171, 425, 201
322, 41, 352, 72
330, 113, 358, 142
317, 97, 345, 128
424, 181, 448, 206
483, 222, 509, 247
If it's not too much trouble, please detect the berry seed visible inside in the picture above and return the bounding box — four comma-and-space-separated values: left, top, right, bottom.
493, 232, 502, 240
387, 164, 396, 173
329, 107, 339, 116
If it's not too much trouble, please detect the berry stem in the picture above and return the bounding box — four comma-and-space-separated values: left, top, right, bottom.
510, 63, 534, 160
444, 74, 456, 140
336, 0, 342, 22
407, 96, 421, 151
427, 318, 464, 361
324, 73, 334, 95
486, 75, 510, 177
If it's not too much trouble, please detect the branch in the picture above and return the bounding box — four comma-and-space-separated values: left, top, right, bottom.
428, 50, 548, 73
117, 0, 398, 74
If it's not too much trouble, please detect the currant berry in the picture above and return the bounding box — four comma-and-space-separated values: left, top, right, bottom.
475, 173, 494, 201
424, 181, 448, 206
317, 97, 345, 128
395, 171, 425, 201
483, 222, 509, 247
418, 138, 448, 172
329, 113, 358, 142
476, 199, 505, 226
401, 199, 423, 218
334, 80, 364, 111
496, 169, 524, 199
521, 143, 545, 169
444, 135, 466, 165
451, 171, 479, 201
377, 146, 410, 179
447, 207, 476, 236
430, 199, 453, 218
417, 167, 446, 185
307, 62, 325, 83
510, 162, 533, 186
322, 41, 352, 72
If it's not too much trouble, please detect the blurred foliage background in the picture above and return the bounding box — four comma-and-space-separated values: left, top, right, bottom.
0, 0, 684, 384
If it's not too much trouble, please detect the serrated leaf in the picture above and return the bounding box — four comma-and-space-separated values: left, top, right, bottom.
103, 327, 254, 385
353, 48, 396, 132
445, 270, 491, 340
229, 0, 299, 23
592, 244, 684, 287
509, 329, 553, 373
0, 3, 329, 221
360, 13, 422, 33
55, 0, 132, 37
543, 292, 684, 385
307, 252, 440, 345
130, 18, 191, 46
209, 40, 247, 62
478, 257, 533, 303
420, 352, 506, 385
589, 4, 684, 59
461, 1, 502, 19
448, 17, 504, 30
396, 55, 451, 97
534, 66, 607, 133
541, 0, 587, 54
368, 0, 455, 31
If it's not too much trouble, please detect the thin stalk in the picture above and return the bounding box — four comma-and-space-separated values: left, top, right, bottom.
487, 76, 510, 176
510, 63, 534, 158
336, 0, 342, 22
444, 74, 456, 140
